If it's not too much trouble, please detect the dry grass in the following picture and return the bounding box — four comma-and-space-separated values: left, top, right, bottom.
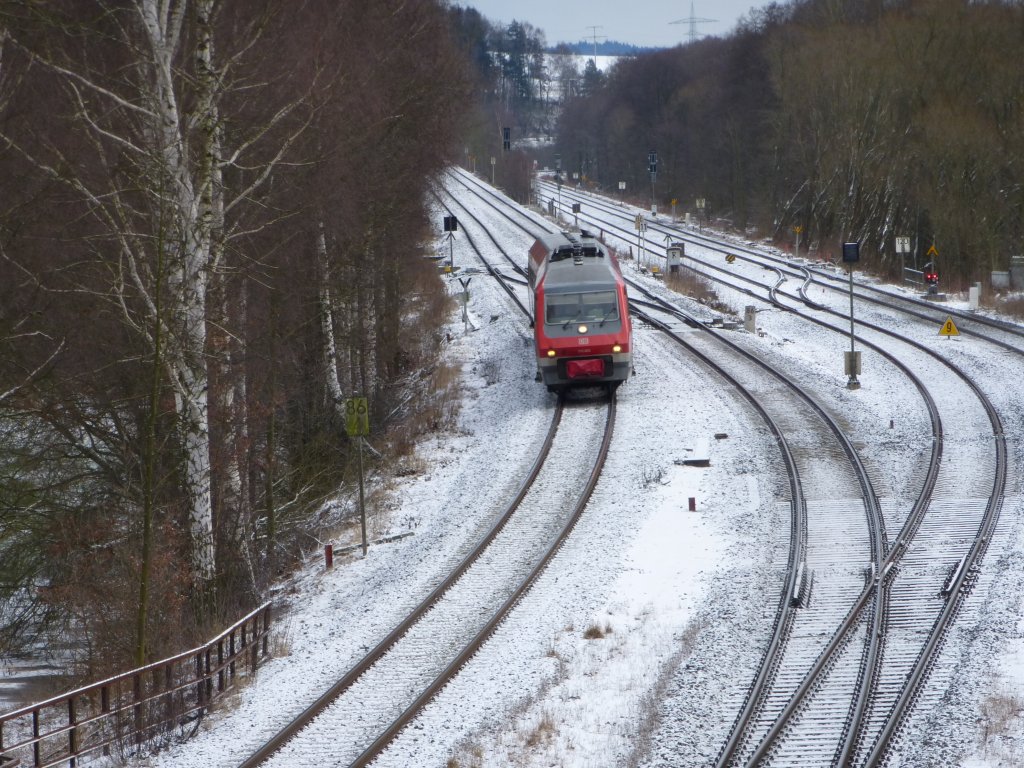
583, 622, 613, 640
664, 269, 733, 314
626, 616, 708, 768
978, 688, 1019, 761
382, 361, 462, 461
523, 712, 558, 748
983, 292, 1024, 320
267, 619, 293, 659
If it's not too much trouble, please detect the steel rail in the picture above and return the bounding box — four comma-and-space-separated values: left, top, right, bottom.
240, 182, 556, 768
451, 172, 1006, 766
236, 396, 565, 768
630, 293, 890, 767
540, 180, 1024, 353
618, 214, 1002, 766
349, 397, 617, 766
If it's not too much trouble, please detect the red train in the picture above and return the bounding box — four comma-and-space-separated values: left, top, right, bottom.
528, 231, 633, 393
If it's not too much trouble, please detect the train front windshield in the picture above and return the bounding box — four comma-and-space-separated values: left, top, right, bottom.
546, 290, 619, 326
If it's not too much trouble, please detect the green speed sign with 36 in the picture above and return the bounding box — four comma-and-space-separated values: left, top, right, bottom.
345, 397, 369, 436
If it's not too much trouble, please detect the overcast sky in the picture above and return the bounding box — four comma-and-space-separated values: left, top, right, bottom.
461, 0, 766, 48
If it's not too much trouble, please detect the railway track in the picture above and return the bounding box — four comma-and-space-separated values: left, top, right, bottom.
238, 397, 618, 767
538, 178, 1024, 355
235, 183, 623, 768
453, 169, 1013, 766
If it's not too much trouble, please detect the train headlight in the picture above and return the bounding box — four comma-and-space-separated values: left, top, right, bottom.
612, 344, 622, 353
546, 349, 556, 357
578, 324, 588, 334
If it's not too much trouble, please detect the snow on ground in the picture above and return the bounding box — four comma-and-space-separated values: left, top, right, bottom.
49, 183, 1024, 767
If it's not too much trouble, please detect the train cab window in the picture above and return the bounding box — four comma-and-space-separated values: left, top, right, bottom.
546, 290, 619, 326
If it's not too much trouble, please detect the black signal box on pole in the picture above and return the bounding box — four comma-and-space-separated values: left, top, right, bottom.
842, 241, 860, 263
502, 127, 511, 151
443, 215, 458, 232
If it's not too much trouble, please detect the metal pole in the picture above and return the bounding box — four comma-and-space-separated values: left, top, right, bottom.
849, 267, 855, 348
848, 265, 860, 389
358, 436, 367, 555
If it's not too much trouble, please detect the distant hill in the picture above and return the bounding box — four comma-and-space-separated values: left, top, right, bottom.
548, 39, 660, 56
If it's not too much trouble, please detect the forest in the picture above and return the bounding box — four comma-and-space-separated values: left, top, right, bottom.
453, 0, 1024, 285
0, 0, 470, 677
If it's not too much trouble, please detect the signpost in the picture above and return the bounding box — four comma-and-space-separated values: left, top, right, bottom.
458, 277, 472, 333
635, 214, 647, 268
939, 316, 960, 339
896, 235, 911, 283
345, 397, 370, 555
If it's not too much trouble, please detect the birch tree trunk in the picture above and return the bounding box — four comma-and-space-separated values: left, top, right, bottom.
140, 0, 216, 584
318, 222, 347, 417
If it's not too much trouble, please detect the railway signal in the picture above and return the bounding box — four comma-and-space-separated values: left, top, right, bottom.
843, 241, 861, 389
443, 215, 458, 270
648, 149, 657, 212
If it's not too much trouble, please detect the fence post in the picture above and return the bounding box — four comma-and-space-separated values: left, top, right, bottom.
195, 653, 206, 710
33, 708, 41, 767
100, 685, 110, 756
262, 604, 271, 658
229, 630, 237, 683
164, 664, 174, 731
216, 640, 225, 693
68, 696, 78, 767
204, 649, 213, 703
132, 675, 143, 746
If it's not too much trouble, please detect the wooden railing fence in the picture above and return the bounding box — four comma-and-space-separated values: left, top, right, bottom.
0, 602, 271, 768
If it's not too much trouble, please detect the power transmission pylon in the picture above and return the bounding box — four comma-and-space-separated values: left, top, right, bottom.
669, 2, 717, 44
585, 25, 606, 64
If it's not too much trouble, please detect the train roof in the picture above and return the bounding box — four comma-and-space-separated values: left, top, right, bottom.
534, 231, 622, 292
533, 230, 605, 261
